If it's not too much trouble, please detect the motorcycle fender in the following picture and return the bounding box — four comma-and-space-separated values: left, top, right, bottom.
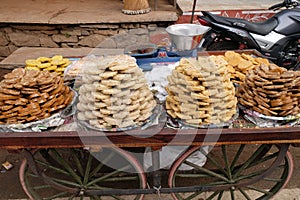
266, 33, 300, 58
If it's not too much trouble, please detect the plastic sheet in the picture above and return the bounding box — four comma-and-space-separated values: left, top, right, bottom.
144, 62, 178, 102
143, 146, 210, 171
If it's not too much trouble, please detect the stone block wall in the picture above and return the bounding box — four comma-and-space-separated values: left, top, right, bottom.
0, 22, 173, 61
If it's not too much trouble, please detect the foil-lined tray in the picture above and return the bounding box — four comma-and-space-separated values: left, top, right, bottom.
239, 104, 300, 127
76, 104, 164, 132
0, 89, 78, 132
166, 109, 239, 129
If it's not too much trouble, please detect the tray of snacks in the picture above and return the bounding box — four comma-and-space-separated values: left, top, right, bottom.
75, 54, 159, 132
165, 56, 238, 128
25, 55, 72, 76
0, 68, 77, 132
198, 50, 270, 85
24, 55, 76, 86
239, 104, 300, 127
236, 61, 300, 127
162, 50, 283, 128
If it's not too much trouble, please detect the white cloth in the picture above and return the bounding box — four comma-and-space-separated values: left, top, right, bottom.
143, 146, 210, 171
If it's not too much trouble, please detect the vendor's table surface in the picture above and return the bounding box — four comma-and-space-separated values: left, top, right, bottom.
1, 47, 300, 152
1, 126, 300, 149
1, 47, 300, 200
0, 47, 124, 69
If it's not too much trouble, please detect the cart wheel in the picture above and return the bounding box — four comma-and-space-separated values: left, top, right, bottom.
19, 148, 146, 200
168, 144, 293, 200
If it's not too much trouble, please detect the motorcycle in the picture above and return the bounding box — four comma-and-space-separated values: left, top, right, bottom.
197, 0, 300, 70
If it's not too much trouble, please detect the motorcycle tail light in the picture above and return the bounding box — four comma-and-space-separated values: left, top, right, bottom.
197, 18, 211, 26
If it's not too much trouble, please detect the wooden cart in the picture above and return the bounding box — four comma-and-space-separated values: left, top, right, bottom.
0, 123, 299, 199
0, 48, 299, 199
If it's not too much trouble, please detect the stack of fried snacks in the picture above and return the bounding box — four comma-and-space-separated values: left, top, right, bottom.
222, 51, 270, 84
0, 68, 73, 124
237, 63, 300, 116
76, 54, 156, 129
25, 55, 71, 76
165, 56, 237, 126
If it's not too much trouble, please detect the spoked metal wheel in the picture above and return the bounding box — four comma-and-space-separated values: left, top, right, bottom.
168, 144, 293, 200
19, 148, 146, 200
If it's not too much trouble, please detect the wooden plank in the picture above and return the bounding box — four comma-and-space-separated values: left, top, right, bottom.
1, 127, 300, 149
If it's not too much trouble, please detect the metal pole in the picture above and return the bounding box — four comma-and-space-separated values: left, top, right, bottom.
151, 150, 161, 189
190, 0, 198, 23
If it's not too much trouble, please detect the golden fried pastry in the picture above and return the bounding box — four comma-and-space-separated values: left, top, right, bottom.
237, 63, 300, 116
76, 54, 156, 129
0, 69, 73, 124
165, 57, 237, 126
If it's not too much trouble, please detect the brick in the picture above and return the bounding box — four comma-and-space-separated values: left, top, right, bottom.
10, 25, 56, 31
52, 34, 78, 43
8, 32, 40, 47
129, 28, 148, 35
0, 32, 9, 46
113, 33, 138, 48
80, 24, 119, 29
93, 29, 118, 36
98, 38, 117, 48
61, 29, 82, 36
78, 34, 106, 47
40, 36, 59, 48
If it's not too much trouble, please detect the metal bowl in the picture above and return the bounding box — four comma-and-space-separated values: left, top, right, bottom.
124, 43, 157, 57
166, 24, 211, 51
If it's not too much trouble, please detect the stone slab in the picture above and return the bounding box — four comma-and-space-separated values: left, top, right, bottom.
0, 0, 178, 24
0, 47, 124, 69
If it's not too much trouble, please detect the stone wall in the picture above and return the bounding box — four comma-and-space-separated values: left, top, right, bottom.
0, 22, 173, 61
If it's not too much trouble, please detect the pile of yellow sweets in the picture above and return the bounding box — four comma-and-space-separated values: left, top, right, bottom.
222, 51, 270, 85
25, 55, 71, 76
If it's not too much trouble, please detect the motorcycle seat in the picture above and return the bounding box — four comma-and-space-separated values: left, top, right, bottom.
202, 11, 278, 35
